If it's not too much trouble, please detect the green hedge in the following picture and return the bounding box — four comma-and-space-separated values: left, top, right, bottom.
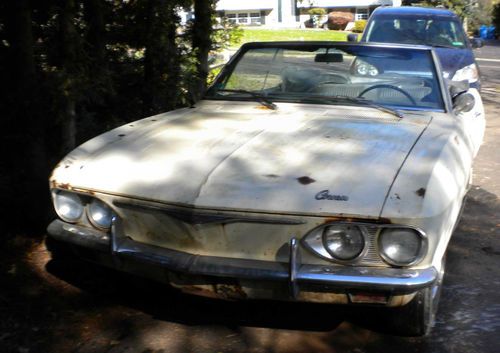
352, 20, 367, 33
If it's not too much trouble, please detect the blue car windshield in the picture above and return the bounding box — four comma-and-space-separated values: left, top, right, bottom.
208, 44, 445, 111
365, 15, 467, 49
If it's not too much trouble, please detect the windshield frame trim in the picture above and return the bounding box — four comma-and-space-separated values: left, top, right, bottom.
205, 42, 450, 114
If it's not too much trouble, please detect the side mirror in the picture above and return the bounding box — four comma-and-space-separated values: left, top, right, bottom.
347, 33, 359, 42
453, 92, 475, 113
471, 38, 484, 49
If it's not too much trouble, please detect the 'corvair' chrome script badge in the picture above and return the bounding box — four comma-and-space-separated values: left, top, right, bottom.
315, 190, 349, 201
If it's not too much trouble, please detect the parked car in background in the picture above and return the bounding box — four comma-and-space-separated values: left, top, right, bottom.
47, 41, 485, 336
349, 6, 483, 90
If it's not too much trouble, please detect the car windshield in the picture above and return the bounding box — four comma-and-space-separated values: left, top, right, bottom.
365, 14, 467, 49
207, 44, 445, 111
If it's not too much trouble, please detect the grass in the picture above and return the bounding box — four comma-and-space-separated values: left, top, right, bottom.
236, 28, 349, 46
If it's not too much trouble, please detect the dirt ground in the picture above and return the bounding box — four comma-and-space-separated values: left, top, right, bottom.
2, 45, 500, 353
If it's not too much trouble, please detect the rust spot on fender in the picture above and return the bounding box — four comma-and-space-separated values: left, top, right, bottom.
297, 176, 316, 185
254, 105, 273, 110
416, 188, 426, 197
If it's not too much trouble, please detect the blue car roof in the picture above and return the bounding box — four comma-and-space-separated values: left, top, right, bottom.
373, 6, 458, 18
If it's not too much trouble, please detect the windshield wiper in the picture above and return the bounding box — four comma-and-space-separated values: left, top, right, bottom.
430, 44, 458, 49
215, 89, 278, 110
304, 95, 404, 119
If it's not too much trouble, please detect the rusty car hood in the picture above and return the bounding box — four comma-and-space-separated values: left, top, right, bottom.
51, 100, 432, 218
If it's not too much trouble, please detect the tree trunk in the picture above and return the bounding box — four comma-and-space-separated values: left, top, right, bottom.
84, 0, 107, 77
3, 0, 49, 232
192, 0, 214, 101
59, 0, 80, 152
143, 0, 180, 115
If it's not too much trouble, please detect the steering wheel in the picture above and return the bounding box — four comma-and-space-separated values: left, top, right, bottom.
358, 84, 416, 105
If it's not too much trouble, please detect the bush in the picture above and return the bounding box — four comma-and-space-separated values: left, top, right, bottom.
493, 3, 500, 37
326, 11, 354, 30
352, 20, 367, 33
308, 8, 327, 16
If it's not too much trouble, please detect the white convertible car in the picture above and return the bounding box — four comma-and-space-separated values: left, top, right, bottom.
47, 42, 485, 336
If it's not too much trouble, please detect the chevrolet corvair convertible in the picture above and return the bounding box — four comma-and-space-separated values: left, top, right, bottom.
47, 42, 485, 336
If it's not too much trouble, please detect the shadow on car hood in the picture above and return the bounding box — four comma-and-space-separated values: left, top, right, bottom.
51, 101, 432, 217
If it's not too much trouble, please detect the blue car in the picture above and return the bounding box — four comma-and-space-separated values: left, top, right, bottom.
349, 6, 483, 90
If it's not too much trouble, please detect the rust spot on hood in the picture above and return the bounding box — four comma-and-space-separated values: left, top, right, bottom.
255, 105, 273, 110
57, 182, 72, 190
415, 188, 426, 198
297, 176, 316, 185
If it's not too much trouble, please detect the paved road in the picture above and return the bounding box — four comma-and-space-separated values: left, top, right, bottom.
3, 42, 500, 353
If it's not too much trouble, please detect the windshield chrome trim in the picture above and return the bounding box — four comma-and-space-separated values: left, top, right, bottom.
207, 42, 449, 113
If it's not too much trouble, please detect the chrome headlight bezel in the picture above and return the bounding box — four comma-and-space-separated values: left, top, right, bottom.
52, 189, 115, 231
52, 190, 85, 223
302, 223, 369, 265
302, 222, 427, 268
377, 226, 428, 267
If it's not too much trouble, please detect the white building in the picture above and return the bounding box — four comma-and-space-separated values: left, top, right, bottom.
216, 0, 402, 27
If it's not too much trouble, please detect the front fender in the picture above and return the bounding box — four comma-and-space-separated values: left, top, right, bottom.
381, 114, 472, 268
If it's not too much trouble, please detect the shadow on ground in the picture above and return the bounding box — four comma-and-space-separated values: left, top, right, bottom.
1, 185, 499, 353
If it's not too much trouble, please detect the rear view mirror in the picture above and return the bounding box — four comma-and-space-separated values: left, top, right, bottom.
347, 33, 359, 42
315, 53, 343, 63
453, 92, 475, 113
470, 38, 484, 49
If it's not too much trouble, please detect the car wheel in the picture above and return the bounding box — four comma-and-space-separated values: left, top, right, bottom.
389, 257, 445, 336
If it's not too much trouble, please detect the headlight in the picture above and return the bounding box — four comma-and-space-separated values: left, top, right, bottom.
88, 199, 113, 229
452, 63, 479, 83
354, 60, 379, 76
323, 224, 365, 261
53, 191, 84, 223
378, 228, 426, 266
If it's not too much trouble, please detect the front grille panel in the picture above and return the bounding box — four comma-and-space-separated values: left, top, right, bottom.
363, 226, 385, 266
113, 199, 389, 267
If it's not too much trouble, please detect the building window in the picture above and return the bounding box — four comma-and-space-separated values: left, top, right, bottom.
355, 8, 368, 21
227, 13, 237, 23
250, 12, 261, 24
237, 13, 248, 24
225, 11, 262, 26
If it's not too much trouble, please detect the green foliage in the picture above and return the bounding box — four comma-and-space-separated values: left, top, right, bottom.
493, 3, 500, 33
235, 29, 347, 46
468, 0, 493, 35
420, 0, 471, 19
308, 8, 327, 16
352, 20, 367, 33
1, 0, 233, 231
420, 0, 492, 34
212, 18, 244, 50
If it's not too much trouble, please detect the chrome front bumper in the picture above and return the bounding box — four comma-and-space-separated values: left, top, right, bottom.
47, 219, 437, 298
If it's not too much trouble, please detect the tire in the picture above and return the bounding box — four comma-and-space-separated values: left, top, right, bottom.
389, 258, 445, 336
